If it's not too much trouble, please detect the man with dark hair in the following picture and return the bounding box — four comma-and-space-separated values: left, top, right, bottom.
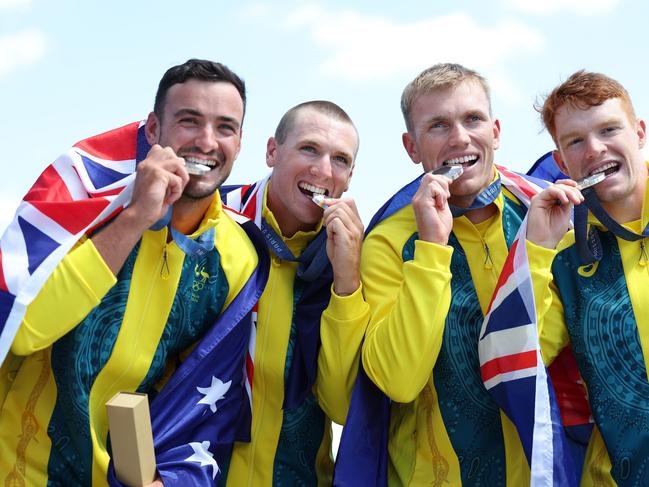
153, 59, 247, 122
220, 100, 369, 486
526, 70, 649, 485
0, 59, 262, 486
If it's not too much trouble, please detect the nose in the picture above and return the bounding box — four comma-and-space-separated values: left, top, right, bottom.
194, 124, 219, 153
449, 122, 470, 147
584, 135, 606, 160
310, 154, 333, 179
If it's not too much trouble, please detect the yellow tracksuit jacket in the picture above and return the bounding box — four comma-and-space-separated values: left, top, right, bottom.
223, 193, 369, 487
0, 193, 258, 486
361, 186, 530, 486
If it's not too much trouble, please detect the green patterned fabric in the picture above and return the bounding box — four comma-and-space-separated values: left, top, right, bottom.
554, 230, 649, 486
46, 243, 228, 485
400, 194, 525, 486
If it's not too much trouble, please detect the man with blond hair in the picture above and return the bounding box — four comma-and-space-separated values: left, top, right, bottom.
526, 70, 649, 485
339, 63, 536, 486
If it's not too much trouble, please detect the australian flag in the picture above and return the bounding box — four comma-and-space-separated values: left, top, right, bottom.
108, 213, 269, 485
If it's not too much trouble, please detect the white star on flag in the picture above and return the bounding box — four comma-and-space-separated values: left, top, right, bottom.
197, 376, 231, 413
185, 440, 219, 479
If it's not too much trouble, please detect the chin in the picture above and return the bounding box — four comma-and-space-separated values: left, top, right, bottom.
182, 183, 220, 200
297, 210, 322, 229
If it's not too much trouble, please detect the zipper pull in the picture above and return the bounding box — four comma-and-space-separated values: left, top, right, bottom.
484, 243, 493, 270
640, 240, 648, 267
161, 244, 170, 279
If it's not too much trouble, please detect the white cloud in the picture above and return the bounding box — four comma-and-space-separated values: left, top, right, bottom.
502, 0, 620, 15
0, 28, 47, 77
279, 5, 544, 102
0, 0, 31, 9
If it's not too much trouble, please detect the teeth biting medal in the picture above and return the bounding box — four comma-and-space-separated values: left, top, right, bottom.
184, 161, 211, 175
576, 172, 606, 190
431, 165, 464, 181
312, 194, 329, 209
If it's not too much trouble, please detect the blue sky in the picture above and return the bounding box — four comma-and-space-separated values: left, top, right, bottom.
1, 0, 645, 233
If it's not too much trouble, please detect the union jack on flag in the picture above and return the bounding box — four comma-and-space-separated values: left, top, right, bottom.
479, 166, 579, 486
0, 121, 146, 366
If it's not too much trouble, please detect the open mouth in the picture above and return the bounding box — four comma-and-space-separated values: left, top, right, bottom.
589, 161, 619, 178
184, 156, 218, 175
443, 155, 479, 168
298, 182, 329, 199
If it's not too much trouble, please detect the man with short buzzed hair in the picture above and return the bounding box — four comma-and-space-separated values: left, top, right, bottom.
220, 100, 369, 486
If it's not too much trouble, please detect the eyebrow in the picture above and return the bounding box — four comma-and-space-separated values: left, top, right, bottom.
422, 115, 447, 126
421, 109, 487, 127
173, 108, 241, 130
336, 147, 354, 161
558, 131, 582, 146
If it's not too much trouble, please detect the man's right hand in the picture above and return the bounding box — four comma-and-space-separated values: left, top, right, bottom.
91, 144, 190, 275
412, 173, 453, 245
526, 179, 584, 249
122, 144, 190, 231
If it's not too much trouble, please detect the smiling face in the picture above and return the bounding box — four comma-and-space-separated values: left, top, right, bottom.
266, 107, 358, 236
554, 98, 647, 219
402, 79, 500, 208
145, 79, 244, 201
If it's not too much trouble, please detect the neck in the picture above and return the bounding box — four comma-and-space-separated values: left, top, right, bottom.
270, 207, 317, 239
266, 189, 317, 239
600, 197, 643, 224
170, 195, 214, 236
602, 175, 647, 224
464, 204, 497, 224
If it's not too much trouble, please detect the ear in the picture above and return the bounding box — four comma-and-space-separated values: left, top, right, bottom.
145, 112, 160, 145
553, 150, 570, 175
402, 132, 421, 165
233, 127, 243, 161
343, 163, 354, 192
266, 137, 278, 168
492, 119, 501, 150
637, 119, 646, 149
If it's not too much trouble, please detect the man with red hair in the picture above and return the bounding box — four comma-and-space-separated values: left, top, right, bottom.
526, 70, 649, 485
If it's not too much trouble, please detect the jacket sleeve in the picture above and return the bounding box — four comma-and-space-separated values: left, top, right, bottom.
315, 284, 370, 424
12, 238, 117, 355
526, 239, 570, 366
361, 229, 453, 403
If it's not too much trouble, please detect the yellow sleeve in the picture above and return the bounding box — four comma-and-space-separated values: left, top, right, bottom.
361, 231, 453, 403
12, 239, 117, 355
316, 283, 370, 424
526, 239, 569, 365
